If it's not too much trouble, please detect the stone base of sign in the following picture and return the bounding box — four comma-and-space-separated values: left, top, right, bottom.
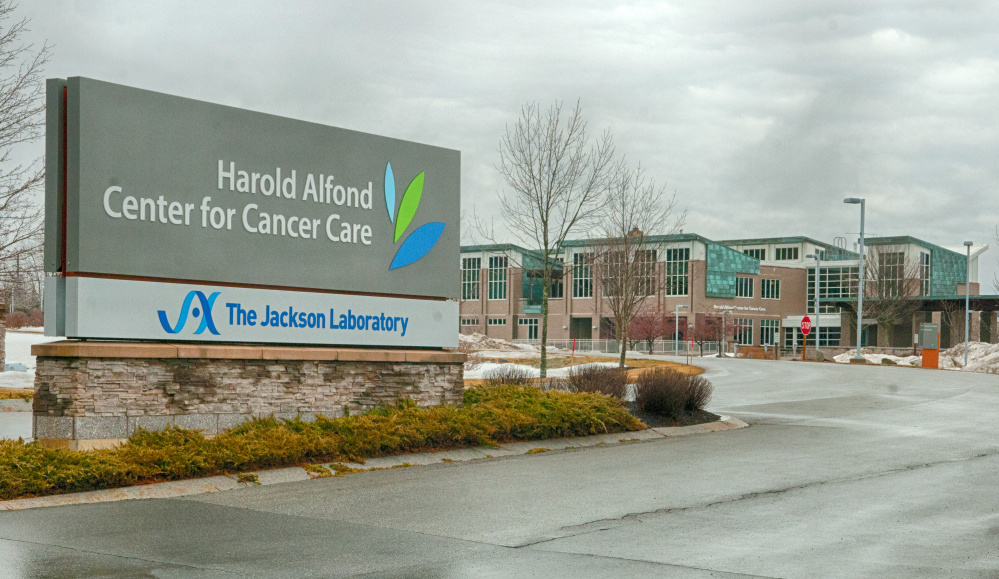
31, 341, 465, 450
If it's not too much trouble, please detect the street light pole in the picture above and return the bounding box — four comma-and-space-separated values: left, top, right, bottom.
964, 240, 973, 367
844, 198, 866, 360
675, 304, 689, 357
806, 252, 822, 352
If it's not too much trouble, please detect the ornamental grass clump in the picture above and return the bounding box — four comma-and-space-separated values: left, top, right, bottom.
0, 385, 643, 501
483, 365, 534, 387
634, 367, 713, 418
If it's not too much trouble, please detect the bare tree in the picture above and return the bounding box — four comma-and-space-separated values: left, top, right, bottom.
590, 164, 685, 368
0, 1, 47, 306
485, 100, 616, 377
863, 245, 923, 347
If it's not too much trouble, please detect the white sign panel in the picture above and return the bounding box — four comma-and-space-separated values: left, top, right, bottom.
47, 277, 458, 349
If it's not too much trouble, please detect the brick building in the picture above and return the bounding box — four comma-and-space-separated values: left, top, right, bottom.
458, 234, 994, 351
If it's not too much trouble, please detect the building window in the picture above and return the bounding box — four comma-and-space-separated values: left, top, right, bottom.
879, 251, 905, 296
488, 256, 508, 300
460, 318, 479, 327
743, 248, 765, 260
817, 326, 841, 347
550, 273, 564, 299
761, 279, 781, 299
808, 266, 858, 313
920, 252, 931, 296
736, 277, 754, 298
734, 318, 753, 345
518, 318, 538, 339
572, 253, 593, 298
487, 317, 506, 326
775, 247, 799, 261
783, 325, 840, 348
603, 249, 657, 297
461, 257, 480, 301
665, 247, 689, 296
760, 319, 779, 346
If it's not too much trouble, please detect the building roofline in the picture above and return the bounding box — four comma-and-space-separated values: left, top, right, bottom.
717, 236, 858, 256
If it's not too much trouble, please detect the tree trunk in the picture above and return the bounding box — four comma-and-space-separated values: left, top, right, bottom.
539, 267, 551, 379
618, 315, 627, 369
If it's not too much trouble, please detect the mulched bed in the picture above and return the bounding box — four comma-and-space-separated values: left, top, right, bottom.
625, 403, 721, 428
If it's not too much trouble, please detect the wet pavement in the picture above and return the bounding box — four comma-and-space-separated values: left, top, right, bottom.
2, 358, 998, 577
0, 412, 30, 441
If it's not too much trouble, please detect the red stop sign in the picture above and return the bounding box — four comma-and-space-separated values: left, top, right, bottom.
800, 316, 812, 335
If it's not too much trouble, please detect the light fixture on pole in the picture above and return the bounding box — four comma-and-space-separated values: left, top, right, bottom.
964, 240, 973, 367
806, 252, 822, 352
675, 304, 689, 357
844, 198, 865, 359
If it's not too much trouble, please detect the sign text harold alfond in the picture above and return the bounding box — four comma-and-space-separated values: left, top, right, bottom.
45, 77, 460, 299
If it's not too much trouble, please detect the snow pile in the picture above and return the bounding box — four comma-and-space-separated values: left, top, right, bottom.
459, 332, 535, 352
464, 361, 617, 380
833, 350, 920, 366
939, 342, 999, 373
0, 330, 50, 389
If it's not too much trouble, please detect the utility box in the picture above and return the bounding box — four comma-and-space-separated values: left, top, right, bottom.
919, 323, 939, 349
920, 322, 940, 369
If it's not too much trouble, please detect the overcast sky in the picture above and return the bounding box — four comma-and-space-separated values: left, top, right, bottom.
20, 1, 999, 284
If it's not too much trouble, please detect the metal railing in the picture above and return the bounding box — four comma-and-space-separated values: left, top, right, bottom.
512, 338, 720, 356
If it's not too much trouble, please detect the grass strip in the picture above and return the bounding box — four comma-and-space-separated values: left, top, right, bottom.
0, 389, 32, 401
0, 385, 644, 501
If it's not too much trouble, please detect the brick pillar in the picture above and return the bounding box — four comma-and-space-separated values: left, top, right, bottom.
971, 311, 981, 342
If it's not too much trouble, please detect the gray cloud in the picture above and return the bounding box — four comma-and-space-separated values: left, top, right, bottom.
19, 0, 999, 284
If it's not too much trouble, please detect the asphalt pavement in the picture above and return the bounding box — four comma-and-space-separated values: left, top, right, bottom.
2, 358, 998, 578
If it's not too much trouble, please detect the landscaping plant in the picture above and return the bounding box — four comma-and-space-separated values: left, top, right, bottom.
566, 365, 628, 398
634, 367, 713, 417
0, 385, 643, 501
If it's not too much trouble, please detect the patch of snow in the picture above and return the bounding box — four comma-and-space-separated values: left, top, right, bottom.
459, 332, 536, 352
464, 361, 618, 380
1, 331, 51, 389
833, 350, 920, 366
939, 342, 999, 374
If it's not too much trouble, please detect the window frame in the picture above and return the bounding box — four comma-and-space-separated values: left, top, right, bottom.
487, 255, 508, 301
460, 257, 481, 301
761, 278, 781, 300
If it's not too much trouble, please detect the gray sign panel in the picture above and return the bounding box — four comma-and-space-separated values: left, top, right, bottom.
49, 277, 458, 348
46, 77, 460, 299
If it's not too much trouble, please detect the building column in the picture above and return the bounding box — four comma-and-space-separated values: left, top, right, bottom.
971, 311, 981, 342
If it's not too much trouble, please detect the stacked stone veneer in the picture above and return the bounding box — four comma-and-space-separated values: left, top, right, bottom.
32, 342, 464, 445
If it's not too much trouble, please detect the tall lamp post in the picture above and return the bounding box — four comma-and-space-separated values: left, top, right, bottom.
844, 198, 866, 360
964, 240, 973, 367
806, 252, 822, 352
674, 304, 689, 357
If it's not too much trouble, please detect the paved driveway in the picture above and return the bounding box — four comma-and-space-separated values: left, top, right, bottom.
1, 358, 997, 577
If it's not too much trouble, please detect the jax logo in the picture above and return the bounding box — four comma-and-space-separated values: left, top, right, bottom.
384, 162, 445, 270
158, 291, 221, 335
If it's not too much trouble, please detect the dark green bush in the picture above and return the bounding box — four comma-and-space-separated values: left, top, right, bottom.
0, 385, 644, 501
567, 365, 628, 398
635, 367, 713, 417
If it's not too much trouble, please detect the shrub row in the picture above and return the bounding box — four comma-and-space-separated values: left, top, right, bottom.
0, 385, 643, 501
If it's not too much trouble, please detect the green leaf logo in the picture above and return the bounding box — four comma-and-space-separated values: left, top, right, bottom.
394, 171, 424, 243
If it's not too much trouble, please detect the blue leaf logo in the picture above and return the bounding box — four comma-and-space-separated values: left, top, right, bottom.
385, 162, 396, 223
390, 222, 446, 270
384, 162, 445, 270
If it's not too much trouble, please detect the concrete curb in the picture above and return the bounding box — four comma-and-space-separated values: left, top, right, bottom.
0, 399, 31, 412
0, 416, 748, 512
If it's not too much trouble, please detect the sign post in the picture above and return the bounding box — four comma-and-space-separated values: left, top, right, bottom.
800, 316, 812, 362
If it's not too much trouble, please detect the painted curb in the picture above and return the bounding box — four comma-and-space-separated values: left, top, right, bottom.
0, 416, 748, 511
